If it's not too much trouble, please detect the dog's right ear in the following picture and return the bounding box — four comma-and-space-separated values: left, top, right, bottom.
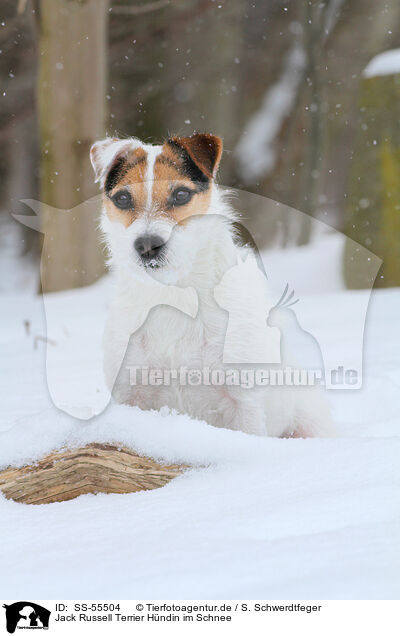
90, 137, 138, 188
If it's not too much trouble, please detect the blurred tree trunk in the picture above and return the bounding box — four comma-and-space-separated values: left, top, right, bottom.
164, 0, 241, 166
38, 0, 108, 292
7, 114, 38, 256
344, 70, 400, 288
297, 0, 326, 246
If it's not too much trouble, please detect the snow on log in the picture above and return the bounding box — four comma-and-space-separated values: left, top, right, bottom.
0, 443, 185, 505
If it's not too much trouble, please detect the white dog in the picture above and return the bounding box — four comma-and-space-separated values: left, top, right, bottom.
90, 133, 333, 437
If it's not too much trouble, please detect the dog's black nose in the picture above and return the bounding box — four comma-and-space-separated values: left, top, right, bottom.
134, 234, 166, 262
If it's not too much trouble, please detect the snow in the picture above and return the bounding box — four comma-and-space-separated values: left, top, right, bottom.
263, 230, 380, 390
0, 214, 38, 293
264, 232, 345, 295
0, 237, 400, 599
363, 48, 400, 78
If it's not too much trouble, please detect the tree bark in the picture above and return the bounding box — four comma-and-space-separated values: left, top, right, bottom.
38, 0, 108, 292
344, 71, 400, 288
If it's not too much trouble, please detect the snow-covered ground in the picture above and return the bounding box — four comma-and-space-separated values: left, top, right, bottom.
0, 238, 399, 600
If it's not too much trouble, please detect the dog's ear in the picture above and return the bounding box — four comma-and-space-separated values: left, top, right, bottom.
90, 137, 137, 187
169, 133, 223, 179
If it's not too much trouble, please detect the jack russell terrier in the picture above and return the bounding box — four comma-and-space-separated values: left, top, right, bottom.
90, 133, 333, 437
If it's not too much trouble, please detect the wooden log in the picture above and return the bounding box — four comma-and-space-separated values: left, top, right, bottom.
0, 444, 184, 505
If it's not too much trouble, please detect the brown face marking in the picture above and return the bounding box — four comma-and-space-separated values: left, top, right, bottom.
152, 143, 212, 223
102, 134, 223, 228
104, 147, 148, 227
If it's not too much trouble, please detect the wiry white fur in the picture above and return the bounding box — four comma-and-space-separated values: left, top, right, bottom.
93, 137, 334, 437
145, 144, 163, 210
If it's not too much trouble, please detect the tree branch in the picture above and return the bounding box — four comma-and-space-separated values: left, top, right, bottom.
112, 0, 171, 16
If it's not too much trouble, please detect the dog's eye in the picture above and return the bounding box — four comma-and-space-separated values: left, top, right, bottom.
172, 187, 193, 206
112, 190, 133, 210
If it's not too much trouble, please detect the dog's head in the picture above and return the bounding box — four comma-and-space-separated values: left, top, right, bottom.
90, 133, 223, 283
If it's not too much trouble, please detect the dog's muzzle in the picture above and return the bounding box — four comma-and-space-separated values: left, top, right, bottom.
134, 234, 167, 267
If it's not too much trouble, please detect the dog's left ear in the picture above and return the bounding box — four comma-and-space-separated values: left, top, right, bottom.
169, 133, 223, 179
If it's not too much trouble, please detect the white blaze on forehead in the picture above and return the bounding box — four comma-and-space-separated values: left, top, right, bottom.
143, 143, 163, 210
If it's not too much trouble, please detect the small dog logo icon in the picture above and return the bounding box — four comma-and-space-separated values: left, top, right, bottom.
3, 602, 50, 634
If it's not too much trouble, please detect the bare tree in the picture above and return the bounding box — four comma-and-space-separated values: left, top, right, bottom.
38, 0, 108, 292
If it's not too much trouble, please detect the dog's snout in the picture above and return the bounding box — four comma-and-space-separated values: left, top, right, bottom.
134, 234, 166, 262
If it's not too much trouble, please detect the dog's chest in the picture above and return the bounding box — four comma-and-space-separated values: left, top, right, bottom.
128, 297, 227, 369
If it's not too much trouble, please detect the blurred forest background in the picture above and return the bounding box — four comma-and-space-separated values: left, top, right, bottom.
0, 0, 399, 292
